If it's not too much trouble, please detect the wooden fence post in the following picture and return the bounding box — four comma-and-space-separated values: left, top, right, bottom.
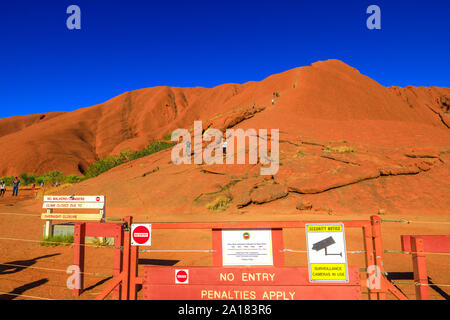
113, 224, 124, 300
121, 216, 132, 300
129, 245, 139, 300
73, 222, 86, 297
411, 236, 430, 300
371, 216, 386, 300
362, 224, 378, 300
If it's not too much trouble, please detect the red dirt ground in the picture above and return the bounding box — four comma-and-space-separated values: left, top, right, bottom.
0, 60, 449, 300
0, 190, 448, 300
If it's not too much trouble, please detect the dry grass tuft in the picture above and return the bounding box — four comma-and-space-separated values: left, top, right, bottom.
323, 146, 356, 154
35, 183, 73, 200
206, 196, 232, 211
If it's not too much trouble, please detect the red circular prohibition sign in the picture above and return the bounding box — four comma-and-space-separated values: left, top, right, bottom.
176, 270, 188, 283
132, 226, 150, 245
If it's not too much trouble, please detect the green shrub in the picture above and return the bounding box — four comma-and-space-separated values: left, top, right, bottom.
19, 173, 36, 186
0, 176, 15, 186
163, 132, 173, 141
84, 141, 174, 178
1, 141, 174, 187
40, 235, 74, 247
65, 174, 81, 184
44, 171, 65, 184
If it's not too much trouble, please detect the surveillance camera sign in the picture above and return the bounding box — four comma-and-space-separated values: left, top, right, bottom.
305, 223, 348, 283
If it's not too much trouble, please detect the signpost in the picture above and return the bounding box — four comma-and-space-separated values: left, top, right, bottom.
306, 223, 349, 282
43, 196, 104, 202
41, 195, 105, 238
131, 224, 152, 246
222, 229, 273, 266
43, 202, 105, 209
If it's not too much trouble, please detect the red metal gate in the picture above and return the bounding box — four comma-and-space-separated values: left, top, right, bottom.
90, 216, 409, 300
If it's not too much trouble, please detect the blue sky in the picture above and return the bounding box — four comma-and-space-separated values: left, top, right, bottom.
1, 0, 449, 118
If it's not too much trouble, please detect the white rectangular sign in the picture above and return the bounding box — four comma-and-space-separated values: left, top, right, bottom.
222, 229, 273, 266
41, 213, 103, 221
43, 202, 104, 209
306, 223, 349, 283
44, 195, 104, 203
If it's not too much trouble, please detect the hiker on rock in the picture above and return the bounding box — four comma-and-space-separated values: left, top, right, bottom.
0, 181, 5, 197
12, 177, 20, 196
186, 141, 191, 155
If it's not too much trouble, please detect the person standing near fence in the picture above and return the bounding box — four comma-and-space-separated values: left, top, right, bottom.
0, 181, 5, 197
12, 177, 20, 196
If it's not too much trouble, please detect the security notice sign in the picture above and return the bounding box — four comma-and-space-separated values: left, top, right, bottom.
131, 224, 152, 246
222, 229, 273, 266
305, 223, 348, 283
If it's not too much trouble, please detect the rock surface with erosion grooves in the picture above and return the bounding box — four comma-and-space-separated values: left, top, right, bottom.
287, 165, 381, 194
2, 59, 449, 216
251, 183, 289, 204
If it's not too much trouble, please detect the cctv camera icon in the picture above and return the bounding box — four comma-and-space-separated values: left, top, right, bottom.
312, 236, 342, 257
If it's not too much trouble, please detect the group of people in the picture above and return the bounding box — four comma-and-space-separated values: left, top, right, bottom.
0, 177, 21, 197
272, 92, 280, 105
0, 179, 60, 198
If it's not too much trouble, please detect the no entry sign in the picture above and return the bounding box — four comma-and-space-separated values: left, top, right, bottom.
175, 269, 189, 284
131, 224, 152, 246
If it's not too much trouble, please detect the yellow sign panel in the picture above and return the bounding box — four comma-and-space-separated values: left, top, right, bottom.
41, 213, 103, 221
306, 223, 348, 283
310, 263, 347, 281
307, 225, 342, 233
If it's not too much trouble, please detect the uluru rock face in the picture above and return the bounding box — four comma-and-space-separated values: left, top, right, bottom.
2, 59, 450, 216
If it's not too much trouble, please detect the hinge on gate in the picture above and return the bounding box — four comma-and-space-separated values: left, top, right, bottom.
122, 222, 130, 232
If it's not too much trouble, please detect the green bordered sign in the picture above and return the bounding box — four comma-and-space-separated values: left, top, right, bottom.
222, 229, 273, 266
305, 223, 349, 283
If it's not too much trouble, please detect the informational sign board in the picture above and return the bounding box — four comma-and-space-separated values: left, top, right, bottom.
41, 213, 103, 221
43, 202, 104, 209
41, 195, 105, 222
143, 266, 362, 300
222, 229, 273, 266
131, 224, 152, 246
44, 196, 104, 203
305, 223, 349, 283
